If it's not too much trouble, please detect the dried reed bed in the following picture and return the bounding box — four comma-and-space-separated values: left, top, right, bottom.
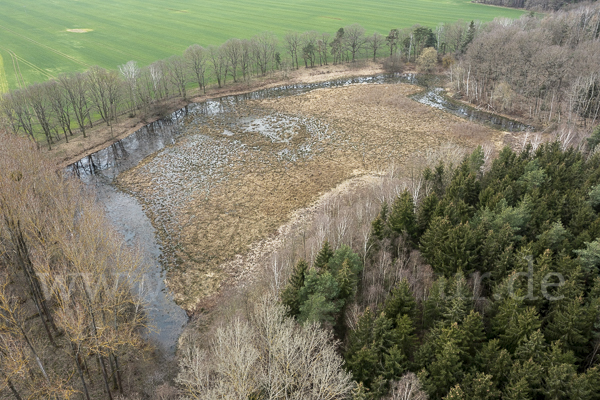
118, 83, 502, 311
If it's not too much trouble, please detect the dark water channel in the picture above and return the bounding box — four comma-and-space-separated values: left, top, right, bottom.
67, 73, 533, 353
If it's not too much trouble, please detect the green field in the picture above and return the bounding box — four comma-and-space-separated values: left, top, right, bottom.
0, 0, 525, 90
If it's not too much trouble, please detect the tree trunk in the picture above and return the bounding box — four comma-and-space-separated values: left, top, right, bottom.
70, 342, 91, 400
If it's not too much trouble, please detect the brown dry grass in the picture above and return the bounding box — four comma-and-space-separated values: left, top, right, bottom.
50, 62, 386, 169
116, 82, 502, 312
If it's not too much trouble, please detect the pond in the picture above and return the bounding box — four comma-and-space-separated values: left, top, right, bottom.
67, 73, 533, 353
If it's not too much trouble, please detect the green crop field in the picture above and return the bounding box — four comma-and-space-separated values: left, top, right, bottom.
0, 0, 525, 90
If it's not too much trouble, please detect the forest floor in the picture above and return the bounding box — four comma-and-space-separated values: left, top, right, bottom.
116, 81, 505, 312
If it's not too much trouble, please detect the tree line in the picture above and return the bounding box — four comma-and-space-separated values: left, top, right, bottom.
0, 20, 481, 150
268, 141, 600, 399
0, 132, 150, 399
473, 0, 589, 12
451, 4, 600, 131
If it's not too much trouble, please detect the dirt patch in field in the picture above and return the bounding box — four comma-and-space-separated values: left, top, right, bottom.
66, 29, 93, 33
117, 82, 500, 312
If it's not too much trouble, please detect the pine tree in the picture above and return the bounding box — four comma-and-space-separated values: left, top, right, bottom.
280, 259, 308, 317
298, 270, 340, 324
328, 245, 363, 276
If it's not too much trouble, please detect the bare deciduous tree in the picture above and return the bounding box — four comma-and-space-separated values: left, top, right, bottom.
367, 32, 385, 62
58, 72, 92, 136
176, 295, 355, 399
166, 56, 188, 99
252, 32, 278, 76
87, 66, 122, 127
387, 373, 428, 400
284, 31, 301, 69
119, 61, 140, 115
208, 45, 227, 88
184, 44, 208, 94
344, 24, 366, 62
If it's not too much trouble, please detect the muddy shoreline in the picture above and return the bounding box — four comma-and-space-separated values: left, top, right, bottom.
54, 63, 388, 169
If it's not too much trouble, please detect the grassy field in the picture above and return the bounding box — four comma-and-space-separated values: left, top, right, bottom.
0, 0, 525, 90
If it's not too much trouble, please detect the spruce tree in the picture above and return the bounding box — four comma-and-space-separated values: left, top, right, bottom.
423, 277, 448, 329
444, 385, 466, 400
423, 341, 464, 399
388, 191, 416, 237
458, 311, 485, 361
347, 308, 375, 358
499, 306, 542, 352
346, 345, 379, 387
336, 258, 355, 301
383, 345, 409, 381
280, 259, 308, 317
383, 279, 416, 321
416, 192, 439, 237
545, 296, 593, 354
475, 339, 512, 387
314, 240, 334, 271
371, 202, 389, 240
462, 372, 500, 400
461, 21, 476, 53
503, 377, 531, 400
394, 314, 417, 357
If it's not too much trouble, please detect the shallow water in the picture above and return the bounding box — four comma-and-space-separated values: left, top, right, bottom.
410, 86, 535, 132
69, 74, 532, 179
93, 180, 188, 354
67, 73, 533, 352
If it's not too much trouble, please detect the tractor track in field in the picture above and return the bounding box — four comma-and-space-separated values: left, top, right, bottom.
3, 48, 25, 88
0, 46, 55, 84
0, 24, 91, 69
